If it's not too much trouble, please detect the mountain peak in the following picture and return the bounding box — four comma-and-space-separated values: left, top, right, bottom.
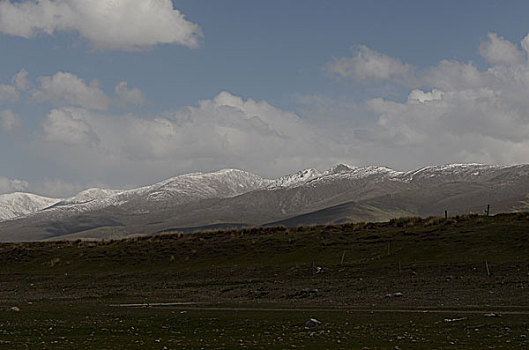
60, 188, 123, 206
270, 168, 322, 188
0, 192, 61, 221
327, 164, 355, 174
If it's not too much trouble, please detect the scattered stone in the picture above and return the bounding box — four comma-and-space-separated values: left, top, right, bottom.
305, 318, 321, 329
384, 292, 404, 298
10, 306, 20, 312
301, 288, 318, 294
444, 317, 467, 322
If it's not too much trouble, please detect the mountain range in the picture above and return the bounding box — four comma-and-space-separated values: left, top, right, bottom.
1, 163, 529, 241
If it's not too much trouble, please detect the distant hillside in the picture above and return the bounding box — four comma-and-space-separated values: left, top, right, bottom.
2, 213, 529, 275
1, 163, 529, 241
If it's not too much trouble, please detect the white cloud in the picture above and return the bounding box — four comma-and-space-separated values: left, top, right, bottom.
12, 68, 30, 91
423, 60, 484, 91
480, 33, 524, 66
36, 91, 345, 182
18, 31, 529, 188
0, 176, 87, 197
520, 34, 529, 55
33, 72, 110, 110
0, 109, 22, 132
314, 32, 529, 169
34, 52, 529, 184
327, 45, 413, 82
0, 0, 202, 51
114, 81, 144, 106
407, 89, 443, 104
12, 70, 143, 110
28, 179, 85, 198
0, 84, 19, 104
0, 177, 28, 194
360, 61, 529, 168
42, 107, 100, 145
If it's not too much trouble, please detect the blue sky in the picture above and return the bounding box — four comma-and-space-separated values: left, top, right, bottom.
2, 0, 529, 196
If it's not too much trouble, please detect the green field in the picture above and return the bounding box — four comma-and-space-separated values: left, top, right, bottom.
2, 213, 529, 349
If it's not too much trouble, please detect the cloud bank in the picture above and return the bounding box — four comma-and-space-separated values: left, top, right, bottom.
27, 29, 529, 186
0, 177, 28, 194
36, 91, 345, 183
4, 31, 529, 194
0, 0, 202, 51
345, 33, 529, 168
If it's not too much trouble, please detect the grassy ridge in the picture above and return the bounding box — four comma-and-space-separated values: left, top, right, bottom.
2, 213, 528, 275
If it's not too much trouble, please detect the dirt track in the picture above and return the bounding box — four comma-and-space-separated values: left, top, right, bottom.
112, 303, 529, 315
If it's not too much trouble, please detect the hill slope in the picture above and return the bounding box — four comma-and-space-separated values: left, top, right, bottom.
2, 163, 529, 241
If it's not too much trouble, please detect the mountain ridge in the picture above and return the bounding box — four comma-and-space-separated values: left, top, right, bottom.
1, 163, 528, 241
0, 163, 518, 222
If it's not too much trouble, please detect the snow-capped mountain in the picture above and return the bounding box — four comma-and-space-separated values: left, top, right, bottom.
140, 169, 270, 202
0, 164, 407, 222
0, 193, 60, 221
0, 169, 272, 222
1, 163, 529, 241
0, 163, 515, 222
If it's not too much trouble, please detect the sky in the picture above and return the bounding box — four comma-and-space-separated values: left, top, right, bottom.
2, 0, 529, 197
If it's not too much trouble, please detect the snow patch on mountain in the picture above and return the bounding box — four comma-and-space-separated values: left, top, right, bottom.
269, 164, 404, 189
325, 163, 355, 174
401, 163, 498, 182
141, 169, 270, 202
306, 165, 404, 186
57, 188, 123, 206
326, 165, 402, 179
0, 192, 61, 221
269, 168, 321, 189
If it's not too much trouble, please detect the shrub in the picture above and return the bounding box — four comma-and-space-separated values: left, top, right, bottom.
389, 216, 423, 227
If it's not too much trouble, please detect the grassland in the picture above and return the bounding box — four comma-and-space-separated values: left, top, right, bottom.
1, 213, 529, 348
